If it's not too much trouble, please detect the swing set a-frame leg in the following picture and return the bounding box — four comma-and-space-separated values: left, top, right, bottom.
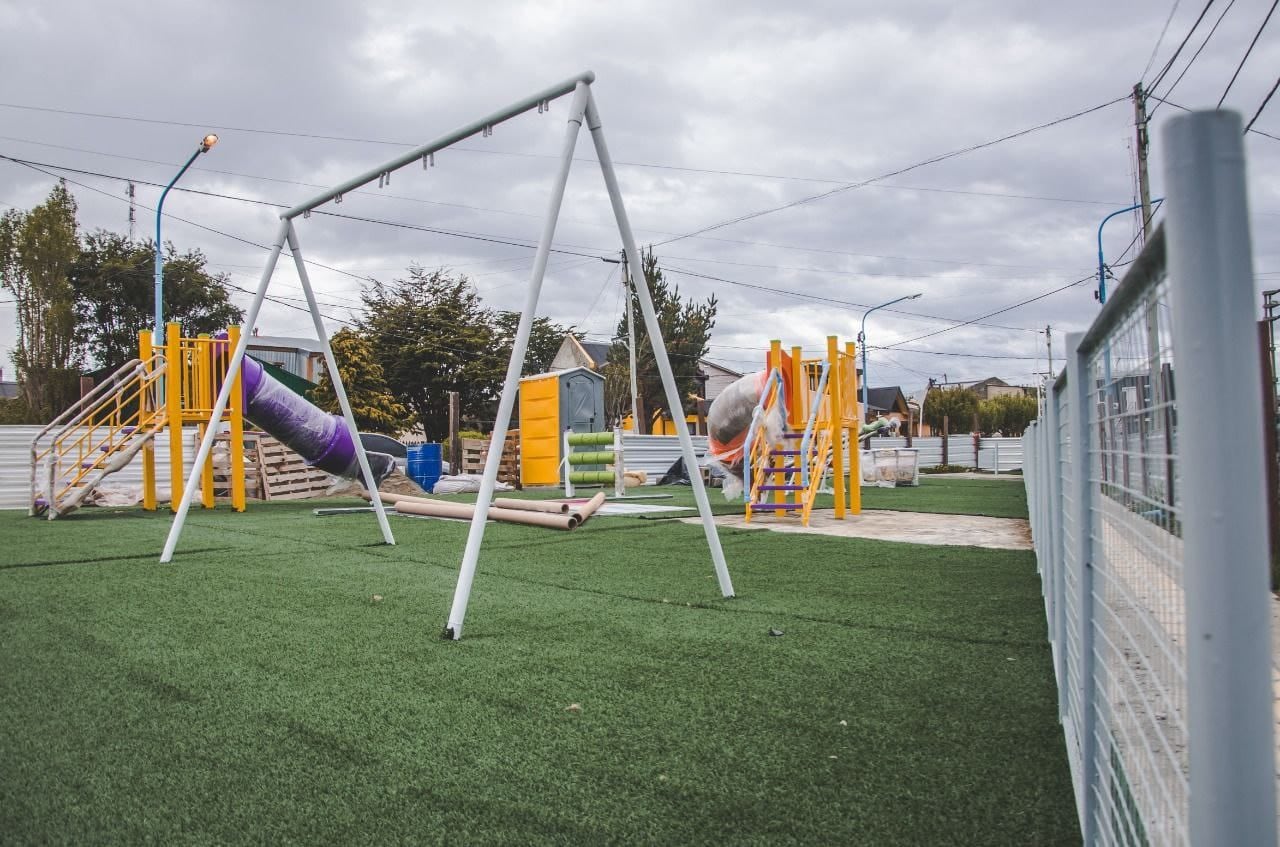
443, 83, 735, 641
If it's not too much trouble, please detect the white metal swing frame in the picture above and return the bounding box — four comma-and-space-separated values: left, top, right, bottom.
160, 71, 735, 639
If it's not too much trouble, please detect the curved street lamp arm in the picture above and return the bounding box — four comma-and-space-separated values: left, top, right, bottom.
859, 292, 923, 422
1096, 197, 1163, 305
154, 142, 215, 337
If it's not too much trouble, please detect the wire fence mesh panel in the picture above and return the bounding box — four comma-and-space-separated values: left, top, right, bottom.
1023, 112, 1274, 846
1055, 384, 1087, 817
1084, 271, 1189, 846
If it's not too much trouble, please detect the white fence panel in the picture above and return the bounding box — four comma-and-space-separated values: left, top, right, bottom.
620, 433, 709, 484
856, 434, 1024, 471
0, 425, 200, 511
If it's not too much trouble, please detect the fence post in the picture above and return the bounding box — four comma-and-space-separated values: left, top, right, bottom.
972, 414, 980, 467
1064, 331, 1096, 842
1045, 387, 1067, 716
1258, 321, 1280, 590
1026, 423, 1038, 560
1164, 110, 1276, 846
448, 390, 461, 474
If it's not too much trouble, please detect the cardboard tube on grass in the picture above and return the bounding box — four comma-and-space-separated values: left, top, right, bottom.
362, 490, 453, 507
571, 491, 608, 526
393, 498, 578, 530
492, 497, 570, 514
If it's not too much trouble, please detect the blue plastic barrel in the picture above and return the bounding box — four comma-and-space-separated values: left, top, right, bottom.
408, 443, 442, 490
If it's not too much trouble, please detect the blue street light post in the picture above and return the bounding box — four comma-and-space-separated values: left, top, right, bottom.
858, 292, 922, 422
1096, 197, 1162, 304
154, 134, 218, 338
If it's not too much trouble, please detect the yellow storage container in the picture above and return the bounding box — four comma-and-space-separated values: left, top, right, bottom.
518, 367, 605, 486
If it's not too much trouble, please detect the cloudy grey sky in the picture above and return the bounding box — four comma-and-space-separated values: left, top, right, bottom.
1, 0, 1277, 396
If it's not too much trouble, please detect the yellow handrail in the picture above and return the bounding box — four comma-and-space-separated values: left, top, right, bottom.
36, 354, 167, 513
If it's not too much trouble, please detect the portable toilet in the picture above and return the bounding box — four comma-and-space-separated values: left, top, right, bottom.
518, 367, 606, 486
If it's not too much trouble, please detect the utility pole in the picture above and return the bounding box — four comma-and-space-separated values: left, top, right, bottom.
448, 391, 462, 478
126, 182, 137, 241
622, 250, 640, 433
1133, 82, 1154, 243
1045, 325, 1053, 376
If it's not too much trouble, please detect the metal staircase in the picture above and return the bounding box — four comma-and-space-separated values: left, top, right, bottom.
30, 355, 167, 519
743, 362, 835, 526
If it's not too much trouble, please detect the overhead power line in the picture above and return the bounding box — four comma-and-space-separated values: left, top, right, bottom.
7, 151, 1021, 373
0, 129, 1141, 216
1141, 0, 1186, 81
0, 146, 1099, 275
1148, 0, 1237, 118
652, 96, 1129, 247
1218, 0, 1279, 107
6, 151, 1056, 364
0, 152, 606, 262
1245, 75, 1280, 133
884, 273, 1097, 348
1148, 93, 1280, 142
0, 99, 1132, 206
3, 152, 1110, 346
660, 265, 1043, 335
1147, 0, 1219, 96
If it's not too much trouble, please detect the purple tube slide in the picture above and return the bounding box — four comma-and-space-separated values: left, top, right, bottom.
240, 356, 394, 486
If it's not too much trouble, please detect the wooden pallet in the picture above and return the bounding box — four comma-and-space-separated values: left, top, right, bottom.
212, 431, 264, 500
256, 434, 332, 500
460, 430, 521, 486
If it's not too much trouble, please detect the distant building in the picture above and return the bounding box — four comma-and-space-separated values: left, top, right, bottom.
967, 376, 1024, 401
864, 386, 910, 421
697, 360, 742, 403
905, 392, 929, 437
548, 335, 742, 403
245, 334, 327, 382
549, 336, 611, 373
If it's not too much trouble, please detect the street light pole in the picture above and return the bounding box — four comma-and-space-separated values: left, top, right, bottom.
154, 134, 218, 338
858, 293, 922, 423
1096, 197, 1162, 305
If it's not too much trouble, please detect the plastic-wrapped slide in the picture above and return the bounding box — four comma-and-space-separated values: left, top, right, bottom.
240, 356, 396, 486
704, 369, 899, 499
705, 371, 784, 499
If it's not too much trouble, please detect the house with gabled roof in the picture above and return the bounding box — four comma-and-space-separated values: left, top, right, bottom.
968, 376, 1024, 401
549, 336, 612, 373
864, 386, 909, 421
548, 335, 742, 403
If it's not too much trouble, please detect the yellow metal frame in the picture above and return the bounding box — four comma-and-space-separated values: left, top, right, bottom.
743, 335, 862, 526
36, 324, 248, 517
154, 323, 247, 513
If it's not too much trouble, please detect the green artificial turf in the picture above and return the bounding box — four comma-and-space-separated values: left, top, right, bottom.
0, 480, 1075, 846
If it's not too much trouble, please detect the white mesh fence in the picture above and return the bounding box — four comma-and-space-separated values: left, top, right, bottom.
1085, 272, 1188, 846
1022, 110, 1274, 846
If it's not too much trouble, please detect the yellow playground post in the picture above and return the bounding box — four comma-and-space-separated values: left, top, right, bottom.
148, 323, 247, 513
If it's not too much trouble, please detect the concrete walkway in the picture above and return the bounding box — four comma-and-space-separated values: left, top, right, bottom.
683, 508, 1032, 550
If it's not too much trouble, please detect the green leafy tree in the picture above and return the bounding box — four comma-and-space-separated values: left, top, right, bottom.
71, 231, 244, 372
0, 183, 82, 420
923, 386, 980, 434
309, 328, 412, 434
491, 311, 580, 377
605, 249, 716, 432
0, 397, 32, 424
358, 267, 501, 441
978, 393, 1038, 436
